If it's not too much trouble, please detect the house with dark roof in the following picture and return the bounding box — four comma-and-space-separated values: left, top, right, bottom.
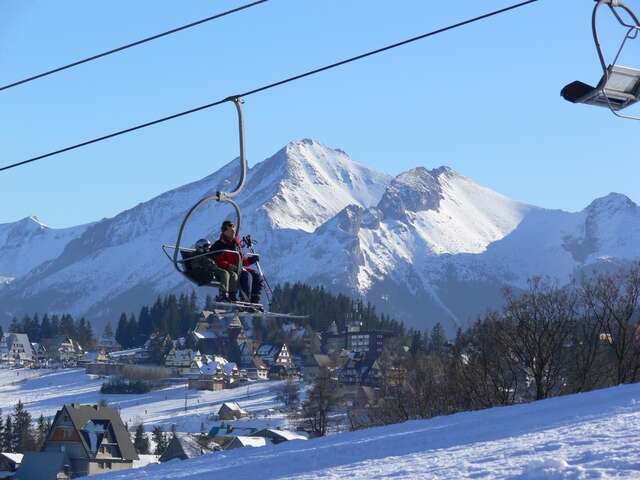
17, 403, 138, 478
158, 434, 217, 463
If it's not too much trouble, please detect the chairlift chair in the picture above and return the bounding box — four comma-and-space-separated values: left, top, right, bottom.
561, 0, 640, 119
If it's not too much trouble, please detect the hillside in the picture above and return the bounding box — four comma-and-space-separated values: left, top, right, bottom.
98, 382, 640, 479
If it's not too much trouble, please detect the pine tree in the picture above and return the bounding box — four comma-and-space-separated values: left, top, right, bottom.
133, 424, 150, 454
103, 321, 114, 339
138, 307, 153, 339
13, 400, 35, 452
60, 314, 76, 338
3, 415, 13, 452
0, 412, 5, 451
115, 313, 129, 349
40, 315, 52, 340
127, 314, 139, 347
428, 322, 446, 354
152, 426, 167, 455
36, 414, 49, 449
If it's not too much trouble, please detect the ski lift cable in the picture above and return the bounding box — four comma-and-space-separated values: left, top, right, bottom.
0, 0, 271, 93
0, 0, 541, 174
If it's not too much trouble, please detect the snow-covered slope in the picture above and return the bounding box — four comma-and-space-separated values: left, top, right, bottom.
1, 139, 639, 332
99, 383, 640, 479
0, 216, 90, 281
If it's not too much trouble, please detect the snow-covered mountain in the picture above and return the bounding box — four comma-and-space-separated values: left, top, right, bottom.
1, 139, 639, 332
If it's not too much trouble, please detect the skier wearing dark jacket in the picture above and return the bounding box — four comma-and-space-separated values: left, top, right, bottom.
212, 220, 263, 304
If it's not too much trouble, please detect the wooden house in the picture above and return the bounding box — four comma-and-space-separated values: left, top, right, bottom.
0, 452, 22, 473
255, 343, 294, 371
28, 403, 138, 478
217, 402, 247, 421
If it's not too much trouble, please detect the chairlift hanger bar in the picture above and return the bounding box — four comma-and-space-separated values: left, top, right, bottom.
0, 0, 541, 174
0, 0, 270, 93
592, 0, 640, 72
170, 97, 246, 278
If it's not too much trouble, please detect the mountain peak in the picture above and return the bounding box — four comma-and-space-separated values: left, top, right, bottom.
249, 139, 391, 232
586, 193, 637, 214
13, 215, 48, 233
377, 166, 454, 219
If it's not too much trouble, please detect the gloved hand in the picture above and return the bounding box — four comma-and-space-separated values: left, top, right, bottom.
248, 254, 260, 265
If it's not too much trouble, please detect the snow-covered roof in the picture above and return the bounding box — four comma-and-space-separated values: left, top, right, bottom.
256, 429, 307, 442
219, 402, 247, 414
232, 436, 267, 448
223, 362, 238, 376
133, 454, 159, 468
177, 434, 210, 459
0, 452, 23, 464
108, 348, 143, 358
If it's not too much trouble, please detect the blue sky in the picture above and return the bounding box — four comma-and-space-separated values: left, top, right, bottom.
1, 0, 639, 227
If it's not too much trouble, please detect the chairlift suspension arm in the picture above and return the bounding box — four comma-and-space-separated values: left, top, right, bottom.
170, 96, 247, 278
593, 0, 640, 72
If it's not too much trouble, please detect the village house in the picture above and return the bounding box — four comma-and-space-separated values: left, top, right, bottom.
96, 332, 121, 353
158, 434, 216, 462
322, 321, 393, 360
337, 355, 383, 387
253, 428, 307, 445
78, 350, 109, 367
41, 336, 84, 366
165, 348, 202, 376
107, 347, 147, 365
238, 340, 256, 367
208, 423, 257, 442
16, 403, 138, 479
217, 402, 248, 421
224, 436, 266, 450
301, 353, 332, 379
255, 343, 295, 375
0, 333, 35, 367
30, 342, 48, 367
187, 356, 239, 390
244, 356, 269, 381
0, 452, 22, 473
190, 311, 245, 356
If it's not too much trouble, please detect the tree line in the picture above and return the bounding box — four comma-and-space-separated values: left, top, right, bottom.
7, 314, 95, 349
114, 293, 199, 349
270, 282, 405, 334
347, 263, 640, 429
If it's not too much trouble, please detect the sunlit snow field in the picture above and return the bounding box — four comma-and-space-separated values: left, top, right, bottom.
0, 367, 287, 432
98, 382, 640, 479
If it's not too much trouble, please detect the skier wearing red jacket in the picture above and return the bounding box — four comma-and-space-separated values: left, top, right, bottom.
211, 220, 263, 304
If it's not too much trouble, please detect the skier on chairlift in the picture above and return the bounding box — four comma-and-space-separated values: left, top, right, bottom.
190, 238, 239, 302
211, 220, 263, 305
